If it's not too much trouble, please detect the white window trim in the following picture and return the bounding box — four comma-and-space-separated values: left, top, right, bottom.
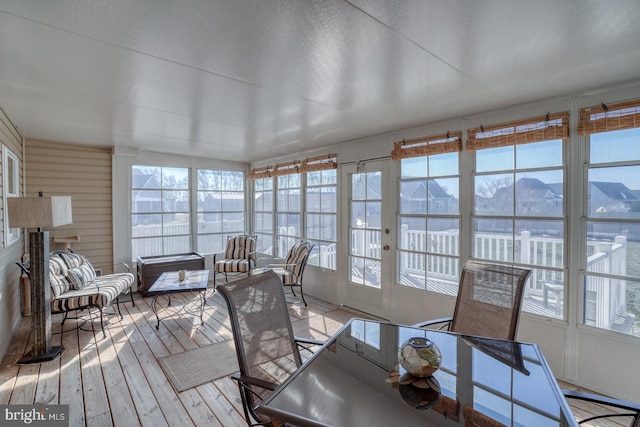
3, 145, 20, 247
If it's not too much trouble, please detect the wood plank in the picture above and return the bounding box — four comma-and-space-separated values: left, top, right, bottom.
0, 320, 30, 404
107, 321, 167, 427
58, 327, 86, 427
175, 387, 223, 427
95, 314, 140, 427
196, 382, 247, 426
78, 318, 112, 424
125, 330, 195, 426
128, 297, 189, 355
8, 363, 39, 405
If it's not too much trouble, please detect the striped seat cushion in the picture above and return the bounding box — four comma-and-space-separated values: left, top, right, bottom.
215, 235, 256, 273
51, 273, 134, 313
215, 259, 251, 273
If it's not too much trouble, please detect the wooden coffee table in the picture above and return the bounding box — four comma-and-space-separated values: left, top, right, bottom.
147, 270, 210, 329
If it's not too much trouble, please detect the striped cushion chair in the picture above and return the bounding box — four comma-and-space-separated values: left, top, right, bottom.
20, 251, 134, 339
252, 241, 314, 306
213, 235, 257, 284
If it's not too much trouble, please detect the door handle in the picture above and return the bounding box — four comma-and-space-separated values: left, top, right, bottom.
383, 245, 390, 251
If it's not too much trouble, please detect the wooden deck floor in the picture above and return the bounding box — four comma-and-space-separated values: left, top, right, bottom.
0, 289, 629, 426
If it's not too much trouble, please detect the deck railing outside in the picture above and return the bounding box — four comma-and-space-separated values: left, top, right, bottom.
132, 221, 631, 330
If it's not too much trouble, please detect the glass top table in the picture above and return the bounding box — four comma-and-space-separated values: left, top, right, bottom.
147, 270, 209, 329
257, 319, 577, 427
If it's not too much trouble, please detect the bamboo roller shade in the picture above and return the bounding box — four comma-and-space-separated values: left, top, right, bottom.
391, 132, 462, 160
467, 112, 570, 151
249, 153, 337, 180
578, 99, 640, 135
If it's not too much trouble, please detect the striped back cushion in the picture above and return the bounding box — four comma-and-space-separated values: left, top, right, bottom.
67, 264, 97, 290
60, 252, 87, 269
49, 255, 71, 298
224, 235, 256, 260
283, 242, 311, 283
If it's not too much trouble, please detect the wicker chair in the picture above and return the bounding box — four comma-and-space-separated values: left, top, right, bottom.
213, 234, 256, 284
252, 241, 314, 306
413, 260, 531, 340
217, 271, 323, 426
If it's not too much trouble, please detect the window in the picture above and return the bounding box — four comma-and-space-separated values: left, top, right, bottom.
580, 99, 640, 336
3, 146, 19, 247
254, 177, 274, 255
394, 133, 461, 294
276, 173, 301, 257
469, 113, 568, 319
250, 154, 338, 260
197, 169, 245, 254
306, 169, 337, 269
131, 166, 190, 257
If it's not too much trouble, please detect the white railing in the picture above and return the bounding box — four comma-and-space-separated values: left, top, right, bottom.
399, 225, 627, 302
134, 221, 629, 328
585, 236, 628, 329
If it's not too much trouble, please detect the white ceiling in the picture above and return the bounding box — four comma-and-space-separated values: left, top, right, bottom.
1, 1, 640, 164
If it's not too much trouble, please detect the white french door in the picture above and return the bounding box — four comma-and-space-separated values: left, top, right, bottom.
341, 160, 393, 319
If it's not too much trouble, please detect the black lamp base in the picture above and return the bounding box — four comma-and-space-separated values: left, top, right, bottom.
18, 345, 64, 364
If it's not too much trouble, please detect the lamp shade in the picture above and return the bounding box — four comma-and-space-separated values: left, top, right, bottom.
8, 196, 73, 228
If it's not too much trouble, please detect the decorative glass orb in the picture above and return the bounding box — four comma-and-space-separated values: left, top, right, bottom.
398, 337, 442, 378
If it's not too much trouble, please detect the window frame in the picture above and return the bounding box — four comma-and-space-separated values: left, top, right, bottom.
469, 113, 569, 320
196, 168, 246, 255
3, 145, 20, 247
305, 169, 337, 270
130, 165, 191, 258
582, 125, 640, 335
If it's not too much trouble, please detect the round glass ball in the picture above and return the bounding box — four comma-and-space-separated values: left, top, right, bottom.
398, 337, 442, 378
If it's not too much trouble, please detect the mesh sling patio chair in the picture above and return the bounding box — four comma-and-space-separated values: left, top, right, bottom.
217, 270, 324, 427
252, 241, 314, 306
413, 260, 531, 341
213, 234, 257, 284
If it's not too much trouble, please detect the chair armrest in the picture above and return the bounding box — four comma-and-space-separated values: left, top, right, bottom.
294, 336, 325, 355
562, 389, 640, 411
412, 316, 453, 330
16, 261, 30, 277
294, 337, 325, 346
230, 372, 278, 391
116, 262, 130, 273
255, 257, 285, 268
262, 263, 290, 270
212, 251, 226, 263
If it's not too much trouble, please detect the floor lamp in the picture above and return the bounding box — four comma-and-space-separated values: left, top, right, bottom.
8, 195, 73, 364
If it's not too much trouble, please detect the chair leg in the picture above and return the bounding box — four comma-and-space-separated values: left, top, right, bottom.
99, 309, 106, 339
130, 287, 135, 306
299, 285, 307, 307
115, 297, 123, 320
